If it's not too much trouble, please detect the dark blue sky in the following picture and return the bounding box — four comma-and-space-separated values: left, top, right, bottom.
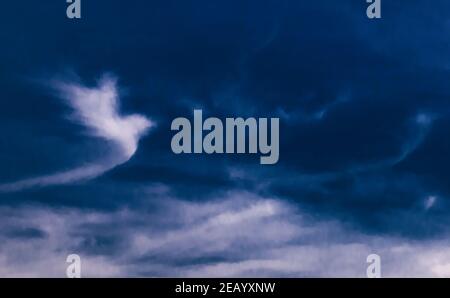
1, 0, 450, 277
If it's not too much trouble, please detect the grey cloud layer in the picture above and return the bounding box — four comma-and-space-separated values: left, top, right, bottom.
1, 189, 449, 277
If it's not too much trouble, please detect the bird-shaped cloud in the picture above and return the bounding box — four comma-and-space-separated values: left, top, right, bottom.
0, 75, 153, 192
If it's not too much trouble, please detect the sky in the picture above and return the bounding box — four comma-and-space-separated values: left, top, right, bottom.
1, 0, 450, 277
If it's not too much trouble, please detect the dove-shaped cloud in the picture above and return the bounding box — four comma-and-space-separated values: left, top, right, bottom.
0, 75, 153, 192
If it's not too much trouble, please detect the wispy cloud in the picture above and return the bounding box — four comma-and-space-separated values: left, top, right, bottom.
424, 195, 437, 210
1, 190, 449, 277
0, 75, 153, 192
346, 112, 435, 173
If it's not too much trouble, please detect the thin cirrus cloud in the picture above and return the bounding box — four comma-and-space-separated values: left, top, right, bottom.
347, 112, 434, 174
0, 75, 153, 192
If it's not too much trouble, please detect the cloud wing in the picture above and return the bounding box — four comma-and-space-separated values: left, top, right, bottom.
0, 75, 153, 192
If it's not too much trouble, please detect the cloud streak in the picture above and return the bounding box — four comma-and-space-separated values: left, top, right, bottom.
0, 75, 153, 192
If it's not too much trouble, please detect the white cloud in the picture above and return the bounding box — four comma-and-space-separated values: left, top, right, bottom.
0, 75, 153, 192
58, 76, 152, 157
1, 190, 450, 277
425, 195, 437, 210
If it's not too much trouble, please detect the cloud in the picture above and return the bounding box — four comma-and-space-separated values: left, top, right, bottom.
58, 76, 152, 158
424, 195, 437, 210
345, 112, 435, 174
1, 190, 450, 277
0, 75, 153, 192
